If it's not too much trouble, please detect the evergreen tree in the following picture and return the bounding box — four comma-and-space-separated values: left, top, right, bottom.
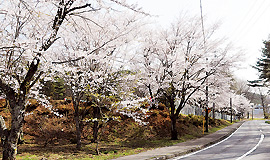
249, 39, 270, 119
254, 40, 270, 82
40, 78, 67, 100
54, 78, 66, 100
40, 80, 55, 99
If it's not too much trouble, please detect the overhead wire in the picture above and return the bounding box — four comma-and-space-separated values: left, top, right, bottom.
231, 0, 269, 42
228, 0, 258, 37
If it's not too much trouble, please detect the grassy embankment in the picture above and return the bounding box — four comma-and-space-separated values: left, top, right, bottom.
0, 115, 232, 160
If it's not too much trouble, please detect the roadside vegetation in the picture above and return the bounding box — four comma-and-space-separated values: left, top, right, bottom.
0, 99, 231, 159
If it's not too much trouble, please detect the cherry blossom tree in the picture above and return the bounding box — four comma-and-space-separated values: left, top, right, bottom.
0, 0, 145, 158
208, 75, 233, 116
232, 94, 250, 119
134, 15, 242, 140
48, 5, 146, 150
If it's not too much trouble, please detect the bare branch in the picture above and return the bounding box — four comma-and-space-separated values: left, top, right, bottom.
52, 37, 118, 64
109, 0, 150, 16
70, 14, 103, 28
9, 49, 25, 70
67, 3, 93, 14
52, 56, 85, 64
68, 8, 101, 15
0, 46, 21, 50
42, 1, 97, 52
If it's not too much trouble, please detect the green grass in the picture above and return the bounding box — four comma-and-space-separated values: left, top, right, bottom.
208, 125, 228, 134
255, 118, 265, 120
12, 139, 194, 160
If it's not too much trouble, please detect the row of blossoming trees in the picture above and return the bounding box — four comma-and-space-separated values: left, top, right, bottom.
0, 0, 250, 159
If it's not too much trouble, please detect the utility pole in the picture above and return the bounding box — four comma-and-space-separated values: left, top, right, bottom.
230, 98, 233, 123
201, 0, 209, 133
205, 85, 209, 132
212, 102, 215, 119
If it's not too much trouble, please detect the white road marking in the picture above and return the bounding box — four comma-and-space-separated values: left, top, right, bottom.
170, 123, 244, 159
236, 130, 264, 160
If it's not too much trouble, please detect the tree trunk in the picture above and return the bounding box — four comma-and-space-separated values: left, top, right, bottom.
147, 84, 156, 109
0, 57, 39, 159
171, 115, 178, 140
2, 100, 25, 160
3, 134, 17, 160
93, 121, 98, 143
73, 99, 82, 150
0, 115, 7, 148
259, 90, 268, 119
74, 114, 81, 150
92, 107, 100, 143
263, 106, 268, 119
95, 140, 100, 155
205, 108, 209, 132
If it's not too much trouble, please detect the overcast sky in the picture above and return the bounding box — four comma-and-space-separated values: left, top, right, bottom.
133, 0, 270, 81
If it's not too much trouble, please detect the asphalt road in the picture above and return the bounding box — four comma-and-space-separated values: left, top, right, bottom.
171, 120, 270, 160
253, 108, 264, 119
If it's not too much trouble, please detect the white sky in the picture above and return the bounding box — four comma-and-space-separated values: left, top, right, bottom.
132, 0, 270, 81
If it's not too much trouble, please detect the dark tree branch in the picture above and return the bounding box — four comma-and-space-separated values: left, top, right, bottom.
67, 3, 92, 14
12, 74, 21, 85
68, 9, 101, 16
42, 1, 98, 53
20, 58, 40, 94
52, 37, 117, 64
43, 1, 74, 51
9, 49, 25, 70
0, 78, 15, 100
52, 56, 85, 64
0, 46, 21, 50
248, 80, 264, 87
29, 71, 44, 89
41, 36, 60, 52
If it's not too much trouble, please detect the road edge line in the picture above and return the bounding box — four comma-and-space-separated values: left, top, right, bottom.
170, 121, 245, 160
235, 130, 264, 160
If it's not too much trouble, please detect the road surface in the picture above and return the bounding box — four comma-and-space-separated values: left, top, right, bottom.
253, 108, 264, 119
171, 120, 270, 160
